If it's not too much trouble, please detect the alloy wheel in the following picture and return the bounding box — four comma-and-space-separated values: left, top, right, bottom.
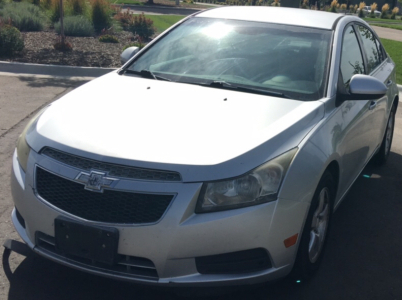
308, 187, 330, 264
384, 112, 395, 156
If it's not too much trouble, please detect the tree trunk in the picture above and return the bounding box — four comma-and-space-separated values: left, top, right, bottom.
60, 0, 65, 44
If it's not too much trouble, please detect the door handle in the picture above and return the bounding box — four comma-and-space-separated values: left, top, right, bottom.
386, 80, 393, 86
369, 101, 377, 110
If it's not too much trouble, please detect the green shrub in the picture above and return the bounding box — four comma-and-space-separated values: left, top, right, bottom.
329, 0, 337, 12
91, 0, 111, 32
381, 3, 389, 19
99, 34, 118, 43
66, 0, 88, 15
49, 0, 61, 23
41, 0, 53, 10
0, 24, 24, 56
55, 15, 94, 36
390, 7, 399, 19
113, 9, 132, 31
1, 2, 47, 31
128, 13, 155, 40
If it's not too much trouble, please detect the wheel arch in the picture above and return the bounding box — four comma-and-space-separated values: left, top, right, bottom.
392, 95, 399, 113
325, 160, 340, 203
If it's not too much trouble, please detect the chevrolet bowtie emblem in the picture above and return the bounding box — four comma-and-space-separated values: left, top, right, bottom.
75, 171, 118, 193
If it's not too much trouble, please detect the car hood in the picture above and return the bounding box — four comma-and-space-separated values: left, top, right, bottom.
29, 72, 324, 181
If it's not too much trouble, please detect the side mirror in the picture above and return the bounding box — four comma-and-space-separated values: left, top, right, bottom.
338, 74, 387, 101
120, 47, 140, 65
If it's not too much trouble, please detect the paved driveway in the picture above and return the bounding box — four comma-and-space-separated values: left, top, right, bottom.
371, 25, 402, 42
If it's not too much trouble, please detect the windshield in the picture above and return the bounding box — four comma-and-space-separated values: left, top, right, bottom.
126, 17, 332, 101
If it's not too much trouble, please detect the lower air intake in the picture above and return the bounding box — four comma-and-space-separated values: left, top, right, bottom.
195, 248, 272, 274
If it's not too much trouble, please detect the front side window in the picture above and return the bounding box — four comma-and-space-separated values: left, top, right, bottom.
357, 25, 384, 73
340, 25, 365, 86
126, 18, 332, 101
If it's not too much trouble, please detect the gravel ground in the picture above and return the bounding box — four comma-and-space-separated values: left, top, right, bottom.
3, 30, 135, 68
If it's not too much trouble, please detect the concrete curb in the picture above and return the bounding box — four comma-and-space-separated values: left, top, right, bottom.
120, 4, 202, 10
120, 4, 202, 15
0, 61, 117, 79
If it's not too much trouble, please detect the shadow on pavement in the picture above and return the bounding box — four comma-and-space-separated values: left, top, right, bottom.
3, 151, 402, 300
18, 76, 89, 89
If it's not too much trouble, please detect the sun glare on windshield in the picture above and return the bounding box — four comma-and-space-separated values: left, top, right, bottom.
202, 23, 233, 39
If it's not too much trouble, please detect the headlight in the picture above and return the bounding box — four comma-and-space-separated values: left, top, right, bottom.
16, 107, 48, 172
195, 148, 297, 213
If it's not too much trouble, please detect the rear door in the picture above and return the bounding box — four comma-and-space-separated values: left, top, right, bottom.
355, 24, 392, 148
336, 24, 378, 199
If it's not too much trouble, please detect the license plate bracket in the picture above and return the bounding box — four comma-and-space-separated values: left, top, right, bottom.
55, 216, 119, 265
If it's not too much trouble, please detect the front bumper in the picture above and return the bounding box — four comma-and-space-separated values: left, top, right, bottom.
10, 148, 308, 286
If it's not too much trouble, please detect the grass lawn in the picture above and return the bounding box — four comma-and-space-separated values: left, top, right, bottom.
134, 14, 185, 33
371, 23, 402, 30
381, 38, 402, 84
365, 17, 402, 23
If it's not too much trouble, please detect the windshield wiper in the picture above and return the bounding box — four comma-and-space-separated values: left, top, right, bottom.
139, 69, 157, 79
120, 69, 171, 81
208, 81, 290, 98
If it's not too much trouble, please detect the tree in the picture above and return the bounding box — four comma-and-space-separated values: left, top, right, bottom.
60, 0, 65, 45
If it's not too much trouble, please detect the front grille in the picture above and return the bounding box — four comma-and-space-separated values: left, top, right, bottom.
41, 147, 182, 182
36, 167, 174, 224
36, 232, 158, 279
195, 248, 272, 274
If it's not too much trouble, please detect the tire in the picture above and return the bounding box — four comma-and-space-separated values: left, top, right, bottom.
291, 171, 335, 281
375, 105, 396, 165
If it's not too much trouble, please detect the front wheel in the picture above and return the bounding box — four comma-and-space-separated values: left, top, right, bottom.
291, 171, 335, 281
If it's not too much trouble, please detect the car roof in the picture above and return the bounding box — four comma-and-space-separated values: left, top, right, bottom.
196, 7, 342, 30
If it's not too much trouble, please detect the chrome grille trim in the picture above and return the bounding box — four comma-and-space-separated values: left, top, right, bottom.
41, 147, 182, 182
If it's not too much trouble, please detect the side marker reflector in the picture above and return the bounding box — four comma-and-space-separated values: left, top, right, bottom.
284, 234, 299, 248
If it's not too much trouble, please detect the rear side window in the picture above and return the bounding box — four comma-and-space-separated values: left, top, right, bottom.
357, 25, 384, 73
341, 25, 365, 85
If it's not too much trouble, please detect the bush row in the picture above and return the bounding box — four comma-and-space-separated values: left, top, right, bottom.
0, 0, 112, 34
0, 2, 46, 31
54, 15, 94, 36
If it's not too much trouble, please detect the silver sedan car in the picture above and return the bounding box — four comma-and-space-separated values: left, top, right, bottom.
10, 7, 398, 286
